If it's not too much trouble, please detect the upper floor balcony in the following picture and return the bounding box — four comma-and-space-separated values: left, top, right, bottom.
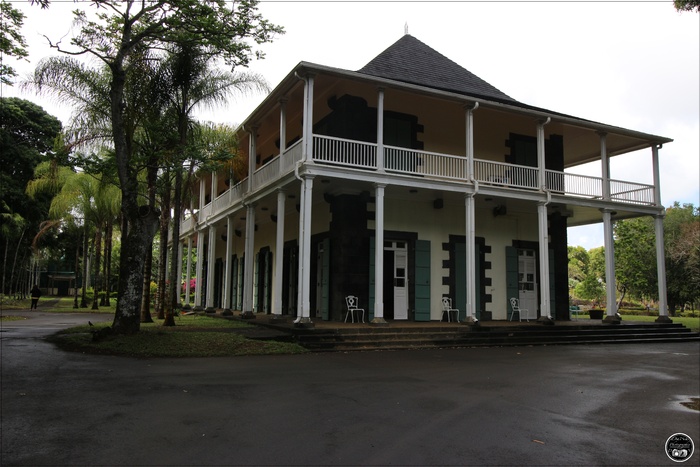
181, 132, 658, 235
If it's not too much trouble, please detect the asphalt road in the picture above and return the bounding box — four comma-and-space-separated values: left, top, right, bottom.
1, 311, 698, 466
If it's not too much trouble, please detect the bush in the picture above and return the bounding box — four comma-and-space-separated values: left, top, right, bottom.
618, 307, 656, 316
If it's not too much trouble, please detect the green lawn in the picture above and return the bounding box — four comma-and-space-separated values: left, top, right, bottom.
1, 295, 115, 313
5, 296, 697, 356
622, 314, 700, 332
48, 314, 307, 358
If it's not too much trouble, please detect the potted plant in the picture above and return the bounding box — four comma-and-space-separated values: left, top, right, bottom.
589, 308, 604, 319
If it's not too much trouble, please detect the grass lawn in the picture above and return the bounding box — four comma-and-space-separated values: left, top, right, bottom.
48, 314, 307, 358
1, 296, 115, 313
5, 296, 697, 357
0, 297, 306, 358
623, 314, 700, 332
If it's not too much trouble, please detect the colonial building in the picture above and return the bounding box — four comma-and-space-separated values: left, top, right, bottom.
178, 34, 672, 327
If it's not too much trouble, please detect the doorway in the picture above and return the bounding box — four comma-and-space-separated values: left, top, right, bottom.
384, 241, 408, 320
518, 249, 537, 317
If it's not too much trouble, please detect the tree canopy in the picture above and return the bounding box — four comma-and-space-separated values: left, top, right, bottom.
0, 97, 62, 295
570, 203, 699, 315
35, 0, 283, 334
0, 0, 29, 85
674, 0, 700, 12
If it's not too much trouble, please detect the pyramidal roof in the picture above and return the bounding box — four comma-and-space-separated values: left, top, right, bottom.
357, 35, 517, 104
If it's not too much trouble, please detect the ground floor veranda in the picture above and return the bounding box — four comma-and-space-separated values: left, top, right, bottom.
177, 153, 672, 328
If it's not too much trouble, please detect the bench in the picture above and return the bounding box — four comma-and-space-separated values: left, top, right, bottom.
570, 305, 583, 320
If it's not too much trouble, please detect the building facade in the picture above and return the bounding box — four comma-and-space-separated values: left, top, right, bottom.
178, 35, 672, 327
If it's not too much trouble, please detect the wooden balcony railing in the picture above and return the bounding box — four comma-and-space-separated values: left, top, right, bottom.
385, 145, 466, 180
183, 134, 656, 233
313, 134, 376, 168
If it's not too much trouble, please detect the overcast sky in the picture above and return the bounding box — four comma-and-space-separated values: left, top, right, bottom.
3, 0, 698, 250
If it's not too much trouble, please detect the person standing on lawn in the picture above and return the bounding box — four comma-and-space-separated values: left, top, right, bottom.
30, 285, 41, 310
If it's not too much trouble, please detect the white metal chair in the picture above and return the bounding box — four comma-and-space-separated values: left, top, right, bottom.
509, 297, 529, 322
345, 295, 365, 323
441, 297, 459, 322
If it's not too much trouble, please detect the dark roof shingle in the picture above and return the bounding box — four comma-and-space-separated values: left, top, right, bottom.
357, 35, 517, 104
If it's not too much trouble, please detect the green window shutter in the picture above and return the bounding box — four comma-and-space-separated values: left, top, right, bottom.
264, 251, 272, 313
548, 248, 556, 318
506, 246, 519, 320
475, 242, 481, 320
368, 237, 375, 320
231, 255, 238, 310
320, 238, 330, 320
253, 253, 259, 311
456, 241, 481, 321
415, 240, 431, 321
239, 256, 245, 310
455, 242, 466, 321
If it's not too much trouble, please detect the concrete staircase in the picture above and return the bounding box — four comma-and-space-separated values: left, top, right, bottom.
291, 322, 700, 352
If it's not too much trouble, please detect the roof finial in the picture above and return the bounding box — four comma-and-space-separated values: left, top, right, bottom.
404, 22, 409, 36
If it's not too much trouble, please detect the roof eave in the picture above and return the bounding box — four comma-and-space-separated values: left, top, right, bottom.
238, 61, 673, 151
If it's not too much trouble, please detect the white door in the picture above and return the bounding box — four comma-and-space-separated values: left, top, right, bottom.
393, 249, 408, 320
518, 250, 537, 320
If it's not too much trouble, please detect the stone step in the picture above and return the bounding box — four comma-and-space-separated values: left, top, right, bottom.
293, 324, 700, 351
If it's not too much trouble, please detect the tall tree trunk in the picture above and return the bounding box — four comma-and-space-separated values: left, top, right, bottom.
80, 226, 89, 307
14, 250, 27, 299
100, 222, 109, 306
140, 156, 159, 323
100, 221, 113, 306
155, 174, 171, 320
110, 53, 159, 335
2, 237, 8, 296
140, 248, 154, 323
73, 239, 80, 308
164, 167, 183, 326
9, 228, 26, 297
112, 208, 159, 334
104, 221, 113, 306
91, 223, 102, 310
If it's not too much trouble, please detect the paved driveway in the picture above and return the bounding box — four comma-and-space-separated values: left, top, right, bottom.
1, 312, 698, 466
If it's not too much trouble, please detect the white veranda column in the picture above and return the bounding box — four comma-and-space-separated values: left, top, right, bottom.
376, 87, 385, 172
464, 102, 479, 324
303, 74, 315, 162
537, 118, 550, 190
372, 183, 386, 324
279, 98, 287, 154
602, 209, 620, 322
222, 215, 234, 315
177, 240, 183, 306
654, 214, 670, 322
241, 204, 256, 319
194, 230, 204, 310
184, 236, 192, 308
247, 128, 257, 193
651, 144, 671, 323
537, 202, 553, 321
295, 176, 314, 326
536, 118, 553, 323
272, 190, 286, 318
205, 225, 216, 312
465, 193, 477, 323
599, 132, 610, 201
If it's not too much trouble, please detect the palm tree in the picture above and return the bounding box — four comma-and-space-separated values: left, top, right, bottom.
1, 207, 26, 298
28, 52, 157, 316
153, 42, 268, 326
45, 170, 121, 307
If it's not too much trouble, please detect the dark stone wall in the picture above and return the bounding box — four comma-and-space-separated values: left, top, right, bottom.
550, 212, 570, 320
327, 194, 370, 321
